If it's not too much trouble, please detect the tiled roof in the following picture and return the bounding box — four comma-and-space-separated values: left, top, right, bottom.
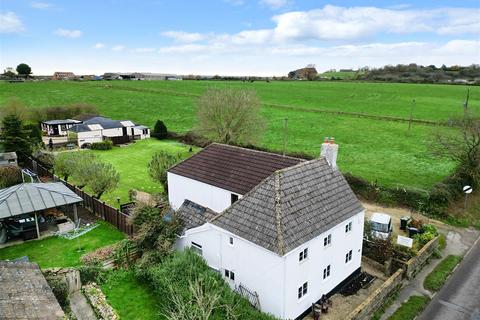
0, 261, 65, 319
210, 158, 364, 256
83, 116, 125, 129
176, 200, 218, 233
168, 143, 303, 195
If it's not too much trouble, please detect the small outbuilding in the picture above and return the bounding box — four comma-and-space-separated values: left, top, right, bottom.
0, 152, 18, 167
0, 182, 83, 241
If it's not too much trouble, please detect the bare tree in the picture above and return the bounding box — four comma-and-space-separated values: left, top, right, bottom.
434, 112, 480, 185
196, 88, 265, 145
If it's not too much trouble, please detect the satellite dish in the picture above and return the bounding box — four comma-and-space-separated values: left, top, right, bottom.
463, 185, 473, 194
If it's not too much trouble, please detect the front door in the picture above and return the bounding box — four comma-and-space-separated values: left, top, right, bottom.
52, 125, 59, 135
122, 127, 127, 136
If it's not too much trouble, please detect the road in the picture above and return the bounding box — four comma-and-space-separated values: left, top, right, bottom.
419, 236, 480, 320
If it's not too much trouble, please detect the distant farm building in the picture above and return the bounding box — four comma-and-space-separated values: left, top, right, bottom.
53, 72, 75, 80
102, 72, 180, 80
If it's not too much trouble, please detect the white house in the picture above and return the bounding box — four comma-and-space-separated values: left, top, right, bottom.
167, 143, 302, 212
168, 142, 365, 320
42, 116, 150, 147
41, 119, 82, 136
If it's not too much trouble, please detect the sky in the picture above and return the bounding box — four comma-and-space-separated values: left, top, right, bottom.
0, 0, 479, 76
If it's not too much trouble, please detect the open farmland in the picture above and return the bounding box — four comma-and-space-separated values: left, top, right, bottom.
1, 80, 478, 190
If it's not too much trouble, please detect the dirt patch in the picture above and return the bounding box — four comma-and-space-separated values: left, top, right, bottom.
362, 201, 455, 235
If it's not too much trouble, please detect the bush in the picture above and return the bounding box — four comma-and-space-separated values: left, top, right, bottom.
44, 276, 69, 309
152, 120, 168, 139
78, 264, 107, 284
139, 250, 277, 320
0, 165, 22, 188
90, 140, 113, 150
424, 255, 462, 291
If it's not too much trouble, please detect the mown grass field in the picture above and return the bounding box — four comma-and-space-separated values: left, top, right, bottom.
73, 139, 199, 207
1, 80, 478, 190
0, 221, 125, 268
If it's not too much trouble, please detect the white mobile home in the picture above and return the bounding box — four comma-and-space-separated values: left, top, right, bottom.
168, 142, 365, 319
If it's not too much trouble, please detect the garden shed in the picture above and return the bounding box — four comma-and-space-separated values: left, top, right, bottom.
0, 182, 83, 242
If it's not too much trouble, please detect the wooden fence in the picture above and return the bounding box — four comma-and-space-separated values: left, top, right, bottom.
23, 157, 135, 236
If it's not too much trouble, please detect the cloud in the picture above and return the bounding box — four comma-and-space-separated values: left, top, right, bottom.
112, 45, 125, 51
93, 43, 105, 49
30, 2, 52, 9
161, 31, 209, 43
134, 47, 156, 53
55, 28, 82, 38
260, 0, 289, 9
161, 5, 479, 46
0, 12, 25, 33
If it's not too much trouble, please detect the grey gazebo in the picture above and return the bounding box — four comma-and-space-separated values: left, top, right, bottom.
0, 182, 83, 238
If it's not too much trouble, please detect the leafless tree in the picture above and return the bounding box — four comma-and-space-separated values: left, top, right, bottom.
434, 112, 480, 184
196, 88, 265, 145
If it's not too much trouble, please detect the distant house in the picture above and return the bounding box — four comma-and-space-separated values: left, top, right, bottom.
0, 152, 18, 167
41, 119, 82, 136
168, 141, 365, 319
53, 72, 75, 80
41, 116, 150, 147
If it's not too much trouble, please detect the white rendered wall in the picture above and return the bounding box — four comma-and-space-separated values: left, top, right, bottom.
102, 128, 124, 137
167, 172, 241, 212
77, 130, 102, 147
178, 224, 285, 318
282, 210, 365, 319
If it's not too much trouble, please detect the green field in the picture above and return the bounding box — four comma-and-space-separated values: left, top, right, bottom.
1, 80, 478, 190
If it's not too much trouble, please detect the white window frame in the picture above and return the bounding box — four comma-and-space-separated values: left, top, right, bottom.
224, 269, 235, 281
297, 282, 308, 299
299, 248, 308, 262
323, 234, 332, 247
345, 250, 353, 263
345, 221, 352, 233
323, 265, 331, 280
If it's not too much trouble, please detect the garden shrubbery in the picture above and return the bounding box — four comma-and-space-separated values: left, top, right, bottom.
0, 165, 22, 188
90, 140, 113, 150
151, 120, 168, 139
138, 250, 277, 320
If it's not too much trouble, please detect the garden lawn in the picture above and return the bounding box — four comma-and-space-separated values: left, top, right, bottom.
101, 270, 161, 320
424, 255, 462, 292
388, 295, 430, 320
0, 221, 125, 268
85, 139, 199, 207
1, 80, 478, 189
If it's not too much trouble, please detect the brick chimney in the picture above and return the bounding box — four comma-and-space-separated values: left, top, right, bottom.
320, 137, 339, 169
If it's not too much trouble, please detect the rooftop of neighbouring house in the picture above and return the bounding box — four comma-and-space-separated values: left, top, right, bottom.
42, 119, 81, 125
168, 143, 304, 195
0, 261, 65, 319
177, 157, 364, 256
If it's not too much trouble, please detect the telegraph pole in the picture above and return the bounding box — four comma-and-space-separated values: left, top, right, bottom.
283, 118, 288, 156
408, 99, 415, 134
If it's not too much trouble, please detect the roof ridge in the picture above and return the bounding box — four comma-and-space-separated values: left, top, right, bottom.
0, 183, 24, 207
274, 171, 286, 256
210, 142, 305, 162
